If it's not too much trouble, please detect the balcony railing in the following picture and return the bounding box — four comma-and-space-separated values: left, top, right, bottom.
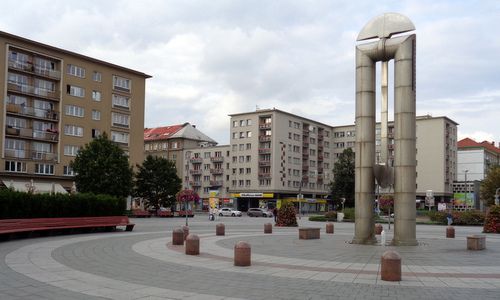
318, 134, 324, 141
259, 123, 272, 129
210, 180, 223, 186
8, 59, 61, 79
31, 150, 58, 161
258, 160, 271, 166
210, 156, 224, 162
259, 135, 271, 142
318, 155, 324, 160
302, 153, 309, 158
3, 149, 57, 161
258, 148, 271, 154
7, 82, 60, 100
303, 129, 309, 136
190, 169, 202, 175
258, 172, 271, 178
302, 165, 309, 171
190, 157, 202, 163
303, 142, 309, 148
189, 181, 202, 187
5, 126, 58, 142
6, 103, 59, 121
4, 149, 28, 159
210, 168, 224, 175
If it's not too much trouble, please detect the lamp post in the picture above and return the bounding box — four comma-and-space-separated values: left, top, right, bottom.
495, 187, 500, 206
184, 151, 192, 226
297, 185, 302, 220
464, 169, 469, 210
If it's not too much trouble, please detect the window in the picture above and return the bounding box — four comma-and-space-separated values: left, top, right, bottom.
92, 129, 101, 138
92, 90, 102, 101
6, 116, 26, 128
204, 152, 211, 158
64, 125, 83, 137
92, 71, 102, 82
240, 132, 245, 138
111, 131, 129, 144
246, 180, 251, 186
67, 85, 85, 97
239, 168, 244, 174
246, 131, 252, 138
5, 161, 27, 173
112, 94, 130, 109
246, 168, 251, 174
233, 121, 238, 127
232, 144, 237, 151
112, 112, 130, 128
64, 145, 79, 156
246, 119, 252, 126
232, 132, 238, 139
35, 163, 54, 175
67, 64, 85, 78
65, 105, 84, 117
92, 110, 101, 120
63, 166, 75, 176
239, 144, 245, 151
113, 75, 131, 92
240, 120, 245, 127
35, 78, 55, 92
246, 143, 251, 150
246, 155, 251, 162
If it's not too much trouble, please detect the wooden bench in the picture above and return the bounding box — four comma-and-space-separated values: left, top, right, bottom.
467, 235, 486, 250
0, 216, 134, 240
299, 227, 320, 239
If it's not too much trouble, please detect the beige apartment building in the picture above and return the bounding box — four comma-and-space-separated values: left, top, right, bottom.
0, 31, 150, 192
332, 115, 458, 202
227, 108, 333, 212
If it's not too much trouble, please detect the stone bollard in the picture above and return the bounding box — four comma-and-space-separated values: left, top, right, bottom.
446, 226, 455, 238
381, 250, 402, 281
185, 234, 200, 255
234, 241, 251, 266
264, 223, 272, 234
326, 222, 334, 234
216, 223, 225, 236
375, 224, 383, 235
172, 228, 184, 245
182, 225, 189, 241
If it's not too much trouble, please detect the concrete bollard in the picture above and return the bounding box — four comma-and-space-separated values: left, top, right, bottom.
172, 228, 184, 245
264, 223, 272, 234
234, 241, 251, 266
381, 250, 402, 281
446, 226, 455, 238
216, 223, 225, 236
326, 222, 334, 234
185, 234, 200, 255
375, 223, 383, 235
182, 225, 189, 241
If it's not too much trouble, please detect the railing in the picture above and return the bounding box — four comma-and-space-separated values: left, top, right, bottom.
5, 126, 58, 142
302, 153, 309, 158
303, 142, 309, 147
210, 156, 224, 162
189, 181, 202, 187
6, 103, 59, 121
259, 123, 272, 129
258, 172, 271, 178
210, 180, 223, 186
31, 150, 58, 161
190, 157, 202, 163
258, 148, 271, 154
303, 129, 309, 136
3, 149, 57, 161
318, 134, 324, 141
258, 161, 271, 166
4, 149, 28, 159
8, 59, 61, 79
259, 135, 271, 142
189, 169, 202, 175
318, 155, 324, 160
7, 82, 60, 100
210, 168, 224, 175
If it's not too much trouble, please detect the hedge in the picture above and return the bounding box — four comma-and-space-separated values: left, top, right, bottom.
428, 210, 485, 226
0, 189, 125, 219
483, 206, 500, 233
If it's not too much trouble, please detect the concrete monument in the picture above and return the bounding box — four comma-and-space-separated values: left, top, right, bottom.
353, 13, 418, 246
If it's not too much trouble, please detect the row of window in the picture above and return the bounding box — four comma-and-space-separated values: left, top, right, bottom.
232, 119, 252, 127
232, 143, 252, 151
232, 131, 252, 139
67, 64, 131, 93
4, 160, 74, 176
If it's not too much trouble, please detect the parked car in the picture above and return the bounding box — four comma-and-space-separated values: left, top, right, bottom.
247, 208, 273, 217
218, 207, 242, 217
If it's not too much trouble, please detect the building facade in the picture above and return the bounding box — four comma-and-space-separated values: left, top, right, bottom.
1, 31, 150, 192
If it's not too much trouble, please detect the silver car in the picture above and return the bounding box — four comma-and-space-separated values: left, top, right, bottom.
218, 207, 242, 217
247, 208, 272, 217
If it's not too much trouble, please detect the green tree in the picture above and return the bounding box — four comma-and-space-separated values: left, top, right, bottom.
70, 133, 133, 198
135, 155, 182, 210
480, 166, 500, 207
329, 148, 355, 208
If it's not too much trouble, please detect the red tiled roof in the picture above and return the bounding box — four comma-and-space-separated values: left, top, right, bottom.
458, 138, 500, 154
144, 125, 184, 141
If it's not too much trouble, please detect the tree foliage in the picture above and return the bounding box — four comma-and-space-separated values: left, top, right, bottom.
135, 155, 182, 210
275, 201, 298, 227
329, 148, 355, 208
71, 133, 133, 198
480, 166, 500, 207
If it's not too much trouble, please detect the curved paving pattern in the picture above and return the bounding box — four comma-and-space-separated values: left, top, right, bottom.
1, 217, 500, 299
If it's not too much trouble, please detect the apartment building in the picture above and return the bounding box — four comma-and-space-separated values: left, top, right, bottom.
332, 115, 458, 202
227, 108, 333, 212
1, 31, 150, 192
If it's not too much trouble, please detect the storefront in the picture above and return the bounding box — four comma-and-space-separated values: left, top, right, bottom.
231, 192, 274, 212
277, 197, 327, 213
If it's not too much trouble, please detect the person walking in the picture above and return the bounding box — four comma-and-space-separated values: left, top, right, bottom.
273, 207, 278, 223
446, 211, 453, 226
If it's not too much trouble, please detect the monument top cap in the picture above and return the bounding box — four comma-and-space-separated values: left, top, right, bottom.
357, 12, 415, 41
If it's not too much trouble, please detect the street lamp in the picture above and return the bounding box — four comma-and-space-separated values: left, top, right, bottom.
184, 151, 192, 226
464, 169, 469, 210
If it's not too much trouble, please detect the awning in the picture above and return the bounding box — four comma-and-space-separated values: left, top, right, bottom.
2, 179, 68, 194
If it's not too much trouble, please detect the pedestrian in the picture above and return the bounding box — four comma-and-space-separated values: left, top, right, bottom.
273, 207, 278, 223
446, 211, 453, 226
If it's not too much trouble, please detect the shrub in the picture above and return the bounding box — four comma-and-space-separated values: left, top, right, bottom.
483, 206, 500, 233
324, 211, 337, 221
309, 215, 327, 222
429, 210, 484, 226
275, 202, 298, 227
0, 189, 125, 219
343, 207, 355, 220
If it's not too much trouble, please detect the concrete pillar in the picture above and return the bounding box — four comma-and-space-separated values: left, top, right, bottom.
392, 35, 417, 246
380, 61, 389, 163
326, 222, 334, 234
381, 250, 402, 281
234, 241, 251, 266
353, 47, 377, 245
185, 234, 200, 255
216, 223, 225, 236
264, 223, 272, 234
446, 226, 455, 238
172, 228, 184, 245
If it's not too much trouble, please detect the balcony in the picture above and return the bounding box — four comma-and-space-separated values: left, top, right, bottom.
259, 123, 272, 129
190, 169, 202, 175
302, 165, 309, 171
258, 172, 271, 179
8, 59, 61, 80
31, 150, 58, 161
318, 145, 324, 151
258, 160, 271, 166
190, 157, 202, 164
303, 142, 309, 148
210, 156, 224, 162
210, 168, 224, 175
303, 129, 309, 136
318, 134, 324, 141
318, 155, 324, 160
6, 103, 59, 121
4, 149, 29, 159
210, 180, 223, 187
7, 82, 60, 101
302, 153, 309, 159
259, 135, 271, 142
258, 148, 271, 154
189, 181, 202, 187
388, 144, 394, 150
5, 126, 58, 142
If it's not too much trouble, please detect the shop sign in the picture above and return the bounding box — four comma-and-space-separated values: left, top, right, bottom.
232, 193, 274, 198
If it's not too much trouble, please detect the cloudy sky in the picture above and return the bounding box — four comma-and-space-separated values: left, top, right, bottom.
1, 0, 499, 145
